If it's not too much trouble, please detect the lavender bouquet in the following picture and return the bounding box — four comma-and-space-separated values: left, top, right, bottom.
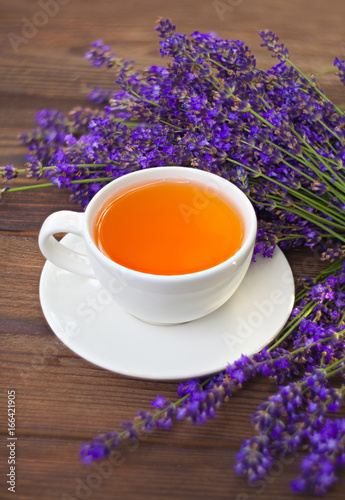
2, 19, 345, 495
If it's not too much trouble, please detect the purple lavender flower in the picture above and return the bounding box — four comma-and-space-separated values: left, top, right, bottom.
0, 165, 17, 182
87, 87, 114, 105
85, 39, 115, 69
291, 455, 337, 494
80, 432, 119, 464
3, 19, 344, 261
259, 30, 289, 60
3, 21, 345, 493
25, 159, 43, 180
291, 419, 345, 494
235, 435, 274, 482
334, 57, 345, 85
155, 17, 176, 39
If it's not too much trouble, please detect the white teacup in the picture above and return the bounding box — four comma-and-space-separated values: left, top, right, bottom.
39, 166, 257, 324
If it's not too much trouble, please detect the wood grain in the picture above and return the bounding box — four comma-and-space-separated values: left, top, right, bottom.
1, 1, 345, 499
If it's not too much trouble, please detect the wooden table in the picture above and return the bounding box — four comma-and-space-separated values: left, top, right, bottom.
1, 1, 345, 498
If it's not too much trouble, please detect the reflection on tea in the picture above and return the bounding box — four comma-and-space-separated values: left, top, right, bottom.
95, 179, 244, 275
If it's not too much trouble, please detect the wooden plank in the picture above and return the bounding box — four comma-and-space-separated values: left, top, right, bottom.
1, 1, 345, 499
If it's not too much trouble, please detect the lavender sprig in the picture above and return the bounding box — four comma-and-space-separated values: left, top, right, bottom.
80, 259, 345, 497
2, 19, 345, 495
2, 21, 345, 259
291, 417, 345, 494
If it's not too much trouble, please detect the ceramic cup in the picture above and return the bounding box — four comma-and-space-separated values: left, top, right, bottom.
38, 166, 257, 324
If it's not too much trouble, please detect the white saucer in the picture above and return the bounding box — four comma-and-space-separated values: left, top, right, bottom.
39, 234, 295, 381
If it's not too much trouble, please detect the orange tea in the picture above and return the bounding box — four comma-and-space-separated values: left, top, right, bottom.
94, 179, 244, 275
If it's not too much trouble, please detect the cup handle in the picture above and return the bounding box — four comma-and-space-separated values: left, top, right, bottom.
38, 211, 96, 279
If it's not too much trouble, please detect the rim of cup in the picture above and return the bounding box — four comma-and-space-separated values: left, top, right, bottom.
83, 166, 257, 281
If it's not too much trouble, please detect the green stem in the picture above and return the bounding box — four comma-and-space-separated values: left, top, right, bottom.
286, 58, 344, 115
314, 67, 337, 77
338, 311, 345, 327
325, 364, 345, 378
16, 164, 110, 174
240, 134, 345, 202
107, 376, 213, 444
201, 55, 344, 186
225, 152, 345, 224
250, 108, 274, 128
274, 200, 345, 231
6, 183, 55, 192
131, 337, 341, 443
324, 350, 345, 373
267, 191, 345, 226
239, 86, 345, 201
130, 90, 159, 108
129, 90, 182, 131
225, 157, 345, 236
268, 302, 316, 351
277, 235, 308, 242
267, 336, 337, 365
320, 120, 344, 144
277, 234, 330, 242
293, 257, 344, 304
6, 176, 116, 192
192, 57, 345, 207
300, 141, 345, 187
239, 138, 315, 184
278, 192, 345, 225
207, 57, 230, 73
273, 203, 345, 242
316, 257, 344, 279
302, 147, 345, 185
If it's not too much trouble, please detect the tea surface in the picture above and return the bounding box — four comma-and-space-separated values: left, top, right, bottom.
95, 180, 244, 275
